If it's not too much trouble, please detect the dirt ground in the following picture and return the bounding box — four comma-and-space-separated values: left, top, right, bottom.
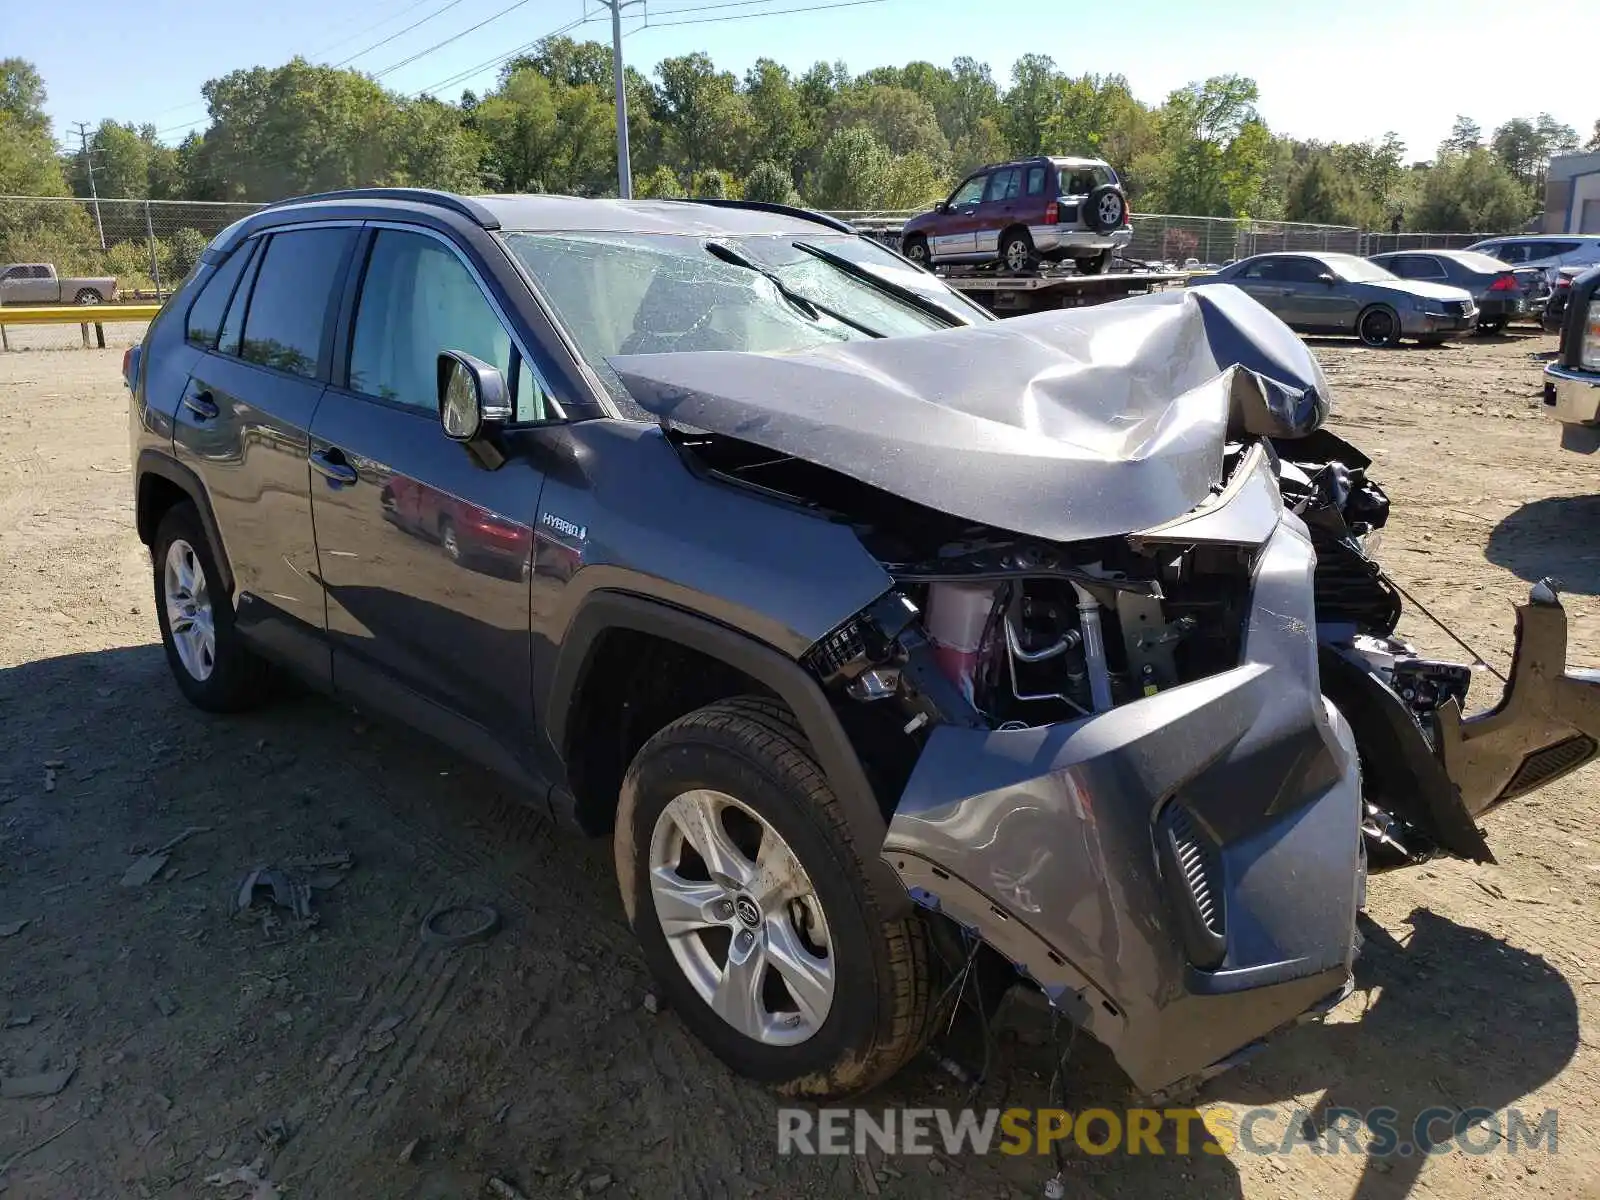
1, 327, 1597, 1200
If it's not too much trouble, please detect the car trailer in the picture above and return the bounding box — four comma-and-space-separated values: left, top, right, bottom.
936, 266, 1192, 316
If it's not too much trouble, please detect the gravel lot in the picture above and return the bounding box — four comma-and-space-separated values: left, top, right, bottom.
1, 330, 1596, 1199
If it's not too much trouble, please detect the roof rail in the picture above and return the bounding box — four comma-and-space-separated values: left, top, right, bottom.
261, 188, 500, 230
661, 196, 859, 236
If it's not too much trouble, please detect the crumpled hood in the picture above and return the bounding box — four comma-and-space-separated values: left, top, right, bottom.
609, 283, 1332, 543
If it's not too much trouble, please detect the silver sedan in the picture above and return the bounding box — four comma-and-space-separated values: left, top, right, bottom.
1188, 252, 1478, 347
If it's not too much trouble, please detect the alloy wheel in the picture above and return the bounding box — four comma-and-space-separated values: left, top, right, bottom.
1004, 239, 1030, 272
1360, 309, 1397, 347
164, 538, 216, 681
1098, 194, 1123, 227
647, 788, 835, 1046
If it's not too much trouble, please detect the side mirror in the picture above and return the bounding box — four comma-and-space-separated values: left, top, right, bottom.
438, 351, 511, 443
934, 201, 948, 214
1318, 272, 1337, 285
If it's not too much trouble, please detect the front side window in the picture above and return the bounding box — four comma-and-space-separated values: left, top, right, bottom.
949, 175, 986, 208
1276, 259, 1326, 284
239, 228, 356, 379
350, 230, 523, 414
1240, 258, 1280, 280
504, 231, 969, 405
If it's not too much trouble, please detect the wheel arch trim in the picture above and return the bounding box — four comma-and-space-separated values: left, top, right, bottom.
135, 450, 235, 596
545, 589, 912, 916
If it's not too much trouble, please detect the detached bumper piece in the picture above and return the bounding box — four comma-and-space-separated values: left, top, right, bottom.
1435, 579, 1600, 817
882, 516, 1363, 1096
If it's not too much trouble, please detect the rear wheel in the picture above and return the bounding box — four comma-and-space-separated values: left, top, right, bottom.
1477, 316, 1507, 335
615, 697, 933, 1098
1357, 304, 1402, 348
152, 502, 273, 712
1000, 230, 1036, 273
74, 288, 102, 305
902, 234, 930, 267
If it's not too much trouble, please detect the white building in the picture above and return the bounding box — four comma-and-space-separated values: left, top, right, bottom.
1544, 151, 1600, 234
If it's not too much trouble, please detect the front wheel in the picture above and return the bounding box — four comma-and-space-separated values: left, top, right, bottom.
1357, 304, 1402, 348
1477, 317, 1507, 335
615, 697, 933, 1098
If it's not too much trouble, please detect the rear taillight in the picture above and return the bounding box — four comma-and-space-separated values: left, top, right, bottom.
1044, 201, 1059, 226
1490, 273, 1518, 292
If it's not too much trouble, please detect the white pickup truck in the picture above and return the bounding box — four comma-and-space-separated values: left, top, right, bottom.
0, 263, 118, 305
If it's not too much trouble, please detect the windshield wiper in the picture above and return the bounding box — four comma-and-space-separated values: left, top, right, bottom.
791, 240, 966, 326
704, 240, 885, 338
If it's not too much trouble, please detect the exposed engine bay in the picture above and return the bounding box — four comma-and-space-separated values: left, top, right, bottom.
612, 283, 1600, 1097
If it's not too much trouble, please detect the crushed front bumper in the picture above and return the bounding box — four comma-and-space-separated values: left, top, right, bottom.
1435, 580, 1600, 816
882, 514, 1364, 1095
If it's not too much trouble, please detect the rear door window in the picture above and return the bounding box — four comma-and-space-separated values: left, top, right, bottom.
185, 241, 257, 349
1412, 256, 1448, 280
239, 227, 357, 379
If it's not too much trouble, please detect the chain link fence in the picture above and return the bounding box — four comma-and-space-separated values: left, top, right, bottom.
1, 196, 263, 300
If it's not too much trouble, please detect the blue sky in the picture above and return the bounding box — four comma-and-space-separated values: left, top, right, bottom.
15, 0, 1598, 163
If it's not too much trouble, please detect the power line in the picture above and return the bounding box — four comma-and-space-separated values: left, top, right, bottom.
307, 0, 453, 60
407, 12, 592, 95
332, 0, 474, 68
641, 0, 887, 26
369, 0, 545, 80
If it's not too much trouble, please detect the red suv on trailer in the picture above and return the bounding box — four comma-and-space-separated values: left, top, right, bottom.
900, 156, 1132, 274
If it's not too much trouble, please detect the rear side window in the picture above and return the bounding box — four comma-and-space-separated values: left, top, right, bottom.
1025, 166, 1046, 196
239, 228, 357, 379
185, 241, 256, 349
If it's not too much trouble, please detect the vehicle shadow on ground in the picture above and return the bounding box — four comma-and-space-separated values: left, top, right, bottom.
1487, 495, 1600, 592
1210, 908, 1577, 1199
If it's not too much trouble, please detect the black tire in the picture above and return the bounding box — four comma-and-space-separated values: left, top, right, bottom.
1356, 304, 1402, 348
1084, 184, 1127, 233
74, 288, 103, 305
902, 234, 930, 267
152, 502, 273, 712
615, 696, 934, 1099
1477, 317, 1507, 335
1075, 249, 1114, 276
999, 229, 1036, 274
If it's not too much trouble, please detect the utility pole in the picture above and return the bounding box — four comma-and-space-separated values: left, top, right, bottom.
71, 121, 107, 250
596, 0, 643, 199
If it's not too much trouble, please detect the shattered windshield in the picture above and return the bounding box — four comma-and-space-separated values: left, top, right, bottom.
502, 231, 982, 404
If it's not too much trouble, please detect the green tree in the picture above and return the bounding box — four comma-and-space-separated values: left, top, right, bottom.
1152, 75, 1269, 217
1413, 148, 1534, 232
1587, 119, 1600, 152
654, 53, 752, 178
881, 151, 946, 209
634, 164, 684, 199
690, 167, 731, 198
810, 126, 890, 210
0, 58, 70, 196
1285, 151, 1368, 225
827, 85, 947, 162
1002, 54, 1060, 156
742, 160, 801, 205
742, 58, 809, 180
1439, 115, 1482, 157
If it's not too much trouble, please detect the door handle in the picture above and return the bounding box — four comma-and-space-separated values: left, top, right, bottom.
182, 389, 219, 420
308, 448, 358, 487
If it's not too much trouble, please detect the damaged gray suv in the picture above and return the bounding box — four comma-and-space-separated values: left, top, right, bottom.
128, 189, 1600, 1100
